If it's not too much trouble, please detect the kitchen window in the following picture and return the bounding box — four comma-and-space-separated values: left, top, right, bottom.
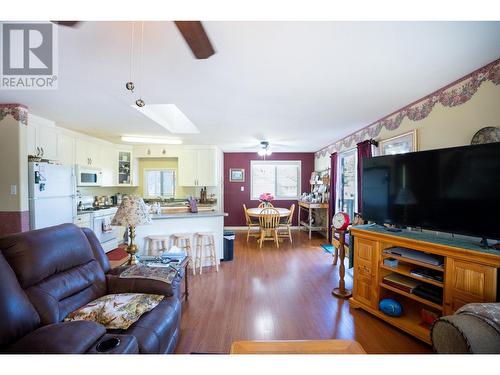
144, 169, 175, 198
250, 160, 301, 200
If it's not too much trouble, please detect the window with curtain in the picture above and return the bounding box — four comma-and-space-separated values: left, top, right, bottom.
336, 150, 357, 219
250, 160, 301, 200
144, 169, 175, 198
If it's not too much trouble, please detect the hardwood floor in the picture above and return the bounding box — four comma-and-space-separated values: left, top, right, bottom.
174, 230, 431, 354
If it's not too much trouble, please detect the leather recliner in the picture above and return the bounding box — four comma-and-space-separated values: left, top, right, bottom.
0, 223, 182, 354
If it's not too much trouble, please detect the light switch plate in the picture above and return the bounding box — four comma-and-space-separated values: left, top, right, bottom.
10, 185, 17, 195
240, 186, 244, 192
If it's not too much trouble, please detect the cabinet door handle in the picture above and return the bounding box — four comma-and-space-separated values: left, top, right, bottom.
36, 147, 40, 156
40, 147, 44, 157
147, 149, 151, 155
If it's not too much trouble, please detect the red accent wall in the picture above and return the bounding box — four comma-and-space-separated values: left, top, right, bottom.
224, 153, 315, 226
0, 211, 30, 237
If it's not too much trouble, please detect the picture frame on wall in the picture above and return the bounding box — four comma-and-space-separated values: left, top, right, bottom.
229, 168, 245, 182
379, 130, 418, 155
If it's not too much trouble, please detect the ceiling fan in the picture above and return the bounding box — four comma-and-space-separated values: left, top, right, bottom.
52, 21, 215, 59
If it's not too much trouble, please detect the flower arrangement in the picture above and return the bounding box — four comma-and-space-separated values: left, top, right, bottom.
259, 192, 275, 204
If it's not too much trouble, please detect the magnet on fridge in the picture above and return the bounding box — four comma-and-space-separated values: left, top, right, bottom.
39, 183, 46, 191
34, 171, 40, 184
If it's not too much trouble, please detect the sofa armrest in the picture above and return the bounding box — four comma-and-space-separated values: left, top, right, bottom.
106, 267, 183, 298
431, 314, 500, 354
7, 321, 106, 354
86, 334, 139, 354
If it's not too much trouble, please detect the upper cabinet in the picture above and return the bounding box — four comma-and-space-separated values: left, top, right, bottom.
117, 150, 132, 185
100, 145, 117, 186
56, 133, 75, 166
76, 139, 101, 167
134, 145, 176, 158
178, 148, 218, 186
27, 114, 58, 160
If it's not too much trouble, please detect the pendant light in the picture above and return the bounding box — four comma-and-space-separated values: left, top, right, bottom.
126, 22, 135, 92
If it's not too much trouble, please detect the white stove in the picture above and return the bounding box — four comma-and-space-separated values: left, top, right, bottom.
75, 196, 119, 253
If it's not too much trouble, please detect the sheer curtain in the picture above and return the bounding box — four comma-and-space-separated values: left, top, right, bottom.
356, 140, 373, 213
328, 152, 338, 242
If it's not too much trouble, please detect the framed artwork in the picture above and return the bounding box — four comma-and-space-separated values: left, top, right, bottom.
379, 130, 418, 155
229, 168, 245, 182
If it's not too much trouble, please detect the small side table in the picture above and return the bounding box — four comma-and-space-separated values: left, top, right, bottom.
298, 201, 329, 239
120, 256, 190, 302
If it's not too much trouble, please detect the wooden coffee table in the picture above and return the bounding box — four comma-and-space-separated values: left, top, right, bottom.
230, 340, 365, 354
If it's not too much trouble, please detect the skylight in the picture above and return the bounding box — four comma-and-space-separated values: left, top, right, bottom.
132, 104, 200, 134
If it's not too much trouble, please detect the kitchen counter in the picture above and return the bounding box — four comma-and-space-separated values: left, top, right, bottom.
134, 211, 228, 264
150, 211, 228, 220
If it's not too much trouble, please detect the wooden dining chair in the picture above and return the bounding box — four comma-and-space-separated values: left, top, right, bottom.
243, 204, 260, 242
258, 202, 274, 208
278, 204, 295, 243
258, 208, 281, 248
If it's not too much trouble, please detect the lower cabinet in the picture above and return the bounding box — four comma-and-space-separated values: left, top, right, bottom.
349, 227, 499, 345
353, 238, 379, 309
444, 258, 497, 315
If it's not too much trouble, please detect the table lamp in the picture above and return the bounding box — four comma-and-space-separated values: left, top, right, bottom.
111, 195, 151, 265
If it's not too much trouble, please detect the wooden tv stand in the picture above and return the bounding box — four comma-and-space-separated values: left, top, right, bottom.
349, 225, 500, 344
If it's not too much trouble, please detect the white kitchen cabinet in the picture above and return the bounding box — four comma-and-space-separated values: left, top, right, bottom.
117, 148, 138, 186
56, 133, 75, 166
178, 150, 197, 186
197, 148, 217, 186
100, 145, 117, 186
26, 121, 38, 156
38, 125, 58, 160
26, 115, 58, 160
76, 139, 101, 167
134, 144, 176, 158
178, 148, 218, 186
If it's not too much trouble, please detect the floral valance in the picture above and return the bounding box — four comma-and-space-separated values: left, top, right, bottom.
0, 104, 28, 126
315, 58, 500, 159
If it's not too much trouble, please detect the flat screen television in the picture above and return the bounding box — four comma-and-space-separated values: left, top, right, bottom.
362, 142, 500, 240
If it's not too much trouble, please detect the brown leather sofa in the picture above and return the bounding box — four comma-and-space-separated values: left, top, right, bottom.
0, 223, 182, 354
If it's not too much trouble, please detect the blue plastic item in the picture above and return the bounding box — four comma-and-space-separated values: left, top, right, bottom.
379, 298, 403, 317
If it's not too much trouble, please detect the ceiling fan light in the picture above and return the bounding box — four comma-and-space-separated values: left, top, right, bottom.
257, 149, 266, 156
266, 150, 272, 156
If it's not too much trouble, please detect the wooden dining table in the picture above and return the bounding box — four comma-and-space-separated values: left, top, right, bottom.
246, 207, 291, 218
246, 207, 291, 243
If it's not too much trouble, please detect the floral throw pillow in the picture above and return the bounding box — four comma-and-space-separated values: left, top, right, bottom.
64, 293, 164, 330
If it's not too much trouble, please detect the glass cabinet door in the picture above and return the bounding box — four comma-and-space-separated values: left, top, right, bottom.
118, 151, 131, 184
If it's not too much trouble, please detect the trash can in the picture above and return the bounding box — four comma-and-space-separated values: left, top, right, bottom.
222, 231, 235, 261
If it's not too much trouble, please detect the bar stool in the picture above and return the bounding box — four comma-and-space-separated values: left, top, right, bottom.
172, 233, 195, 275
195, 232, 219, 274
144, 235, 171, 256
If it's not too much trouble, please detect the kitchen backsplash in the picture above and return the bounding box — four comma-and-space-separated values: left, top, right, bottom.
77, 186, 220, 202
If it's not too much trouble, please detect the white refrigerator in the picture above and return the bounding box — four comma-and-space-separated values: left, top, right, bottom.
28, 162, 76, 230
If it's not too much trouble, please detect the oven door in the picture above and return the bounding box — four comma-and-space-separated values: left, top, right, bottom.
93, 215, 115, 242
77, 166, 102, 187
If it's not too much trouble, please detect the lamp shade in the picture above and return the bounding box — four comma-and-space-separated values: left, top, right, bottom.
111, 195, 152, 226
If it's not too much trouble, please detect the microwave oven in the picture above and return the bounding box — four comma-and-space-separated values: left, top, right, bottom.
76, 166, 103, 186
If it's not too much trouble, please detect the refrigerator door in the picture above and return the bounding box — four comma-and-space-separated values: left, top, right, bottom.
29, 163, 75, 199
29, 196, 76, 230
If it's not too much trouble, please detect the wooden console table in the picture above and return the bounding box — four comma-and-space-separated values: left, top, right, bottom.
298, 201, 329, 239
349, 225, 500, 344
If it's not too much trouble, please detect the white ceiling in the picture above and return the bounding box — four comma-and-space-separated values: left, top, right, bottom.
2, 21, 500, 152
